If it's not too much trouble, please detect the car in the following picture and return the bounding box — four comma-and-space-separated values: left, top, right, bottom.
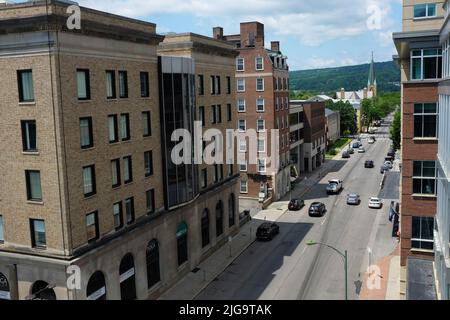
387, 150, 396, 158
309, 202, 327, 217
384, 161, 393, 169
380, 165, 390, 174
365, 160, 374, 168
352, 142, 361, 149
347, 193, 361, 205
288, 199, 305, 211
358, 146, 366, 153
371, 136, 377, 142
368, 138, 375, 144
256, 223, 280, 241
326, 179, 343, 194
348, 147, 355, 154
369, 197, 383, 209
342, 151, 350, 159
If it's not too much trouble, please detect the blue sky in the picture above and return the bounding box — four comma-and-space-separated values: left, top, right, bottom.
78, 0, 402, 70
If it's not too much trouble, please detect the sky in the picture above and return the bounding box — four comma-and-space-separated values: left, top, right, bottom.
77, 0, 403, 71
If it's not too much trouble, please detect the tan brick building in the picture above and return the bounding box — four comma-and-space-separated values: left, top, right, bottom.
393, 0, 445, 298
0, 0, 239, 300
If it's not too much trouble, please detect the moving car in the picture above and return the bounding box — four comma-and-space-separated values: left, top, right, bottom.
326, 179, 343, 194
256, 223, 280, 241
348, 148, 355, 154
368, 197, 383, 209
342, 151, 350, 159
352, 142, 361, 149
288, 199, 305, 211
358, 146, 366, 153
365, 160, 374, 168
309, 202, 327, 217
368, 137, 375, 144
347, 193, 361, 205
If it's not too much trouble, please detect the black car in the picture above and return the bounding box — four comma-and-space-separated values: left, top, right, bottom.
256, 223, 280, 241
387, 150, 396, 158
288, 199, 305, 211
348, 148, 355, 154
309, 202, 327, 217
342, 151, 350, 159
365, 160, 374, 168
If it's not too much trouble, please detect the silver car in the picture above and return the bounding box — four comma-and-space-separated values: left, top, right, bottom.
347, 193, 361, 205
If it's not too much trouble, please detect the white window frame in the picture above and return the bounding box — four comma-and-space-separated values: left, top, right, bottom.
257, 159, 266, 173
413, 3, 437, 19
410, 48, 442, 80
240, 180, 248, 194
256, 78, 264, 92
239, 160, 248, 172
237, 79, 246, 92
257, 139, 266, 153
238, 99, 246, 112
256, 98, 265, 112
255, 56, 264, 71
257, 119, 265, 132
236, 58, 245, 72
238, 119, 247, 132
239, 139, 247, 153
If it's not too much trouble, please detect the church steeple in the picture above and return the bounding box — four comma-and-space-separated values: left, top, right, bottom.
368, 52, 377, 97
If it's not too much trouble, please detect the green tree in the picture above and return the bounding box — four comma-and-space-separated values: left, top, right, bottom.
390, 111, 401, 151
327, 100, 357, 136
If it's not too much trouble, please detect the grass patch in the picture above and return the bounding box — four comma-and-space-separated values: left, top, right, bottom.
326, 138, 352, 160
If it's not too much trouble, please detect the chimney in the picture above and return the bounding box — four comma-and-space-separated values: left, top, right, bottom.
340, 88, 345, 100
240, 22, 265, 47
213, 27, 224, 40
271, 41, 280, 53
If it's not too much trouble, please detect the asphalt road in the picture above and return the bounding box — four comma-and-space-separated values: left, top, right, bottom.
196, 121, 396, 300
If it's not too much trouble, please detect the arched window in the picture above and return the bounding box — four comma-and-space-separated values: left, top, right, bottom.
31, 280, 56, 300
216, 201, 224, 237
176, 222, 188, 266
146, 239, 161, 289
86, 271, 106, 300
201, 209, 210, 248
119, 253, 136, 300
0, 272, 10, 300
228, 194, 236, 228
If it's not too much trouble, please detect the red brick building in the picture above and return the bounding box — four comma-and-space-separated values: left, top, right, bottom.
213, 22, 291, 208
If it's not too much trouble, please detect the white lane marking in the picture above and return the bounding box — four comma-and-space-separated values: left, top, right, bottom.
321, 218, 327, 226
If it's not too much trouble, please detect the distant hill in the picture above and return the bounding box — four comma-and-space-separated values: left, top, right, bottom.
289, 61, 400, 94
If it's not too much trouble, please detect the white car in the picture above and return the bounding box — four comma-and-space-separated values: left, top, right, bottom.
368, 138, 375, 144
368, 197, 383, 209
384, 161, 393, 169
358, 147, 366, 153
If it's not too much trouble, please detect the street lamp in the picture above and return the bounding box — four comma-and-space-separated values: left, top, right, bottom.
306, 240, 348, 300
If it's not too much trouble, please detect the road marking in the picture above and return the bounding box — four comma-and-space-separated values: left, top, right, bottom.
321, 218, 327, 226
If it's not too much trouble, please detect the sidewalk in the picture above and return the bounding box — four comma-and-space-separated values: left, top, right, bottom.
359, 244, 401, 300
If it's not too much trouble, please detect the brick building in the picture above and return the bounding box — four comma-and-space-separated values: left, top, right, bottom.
393, 0, 444, 298
0, 0, 239, 300
213, 22, 291, 208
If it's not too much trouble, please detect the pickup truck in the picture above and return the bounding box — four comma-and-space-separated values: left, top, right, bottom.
326, 179, 343, 195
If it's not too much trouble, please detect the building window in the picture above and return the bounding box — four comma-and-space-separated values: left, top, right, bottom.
238, 99, 246, 112
414, 3, 437, 18
0, 215, 4, 243
216, 76, 221, 95
146, 240, 161, 289
411, 49, 442, 80
176, 222, 188, 266
214, 164, 219, 183
413, 161, 437, 195
140, 72, 150, 98
258, 159, 266, 173
198, 75, 204, 95
240, 180, 248, 193
212, 105, 222, 124
123, 156, 133, 184
144, 151, 153, 177
201, 168, 208, 189
108, 115, 119, 143
21, 120, 37, 152
146, 189, 155, 215
237, 79, 245, 92
86, 271, 107, 300
30, 219, 46, 248
226, 76, 231, 94
86, 211, 99, 242
414, 103, 438, 138
239, 159, 248, 172
228, 164, 234, 177
118, 71, 128, 98
199, 106, 205, 127
256, 98, 265, 112
106, 70, 116, 99
120, 113, 131, 141
276, 97, 279, 110
412, 217, 434, 250
77, 69, 90, 100
125, 197, 135, 224
256, 78, 264, 91
238, 120, 246, 132
236, 58, 244, 71
83, 165, 96, 198
239, 139, 247, 152
113, 202, 123, 230
228, 194, 236, 227
227, 104, 232, 122
257, 139, 265, 153
201, 209, 210, 248
210, 76, 216, 95
25, 170, 42, 202
257, 119, 265, 132
119, 254, 137, 300
111, 159, 121, 188
216, 201, 224, 237
79, 117, 93, 149
17, 70, 34, 102
256, 57, 264, 71
142, 111, 152, 137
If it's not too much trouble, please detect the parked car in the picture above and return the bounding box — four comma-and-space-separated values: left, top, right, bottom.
347, 193, 361, 205
352, 142, 361, 149
384, 161, 393, 169
365, 160, 374, 168
380, 165, 390, 174
342, 151, 351, 159
368, 137, 375, 144
256, 223, 280, 241
369, 197, 383, 209
387, 149, 396, 158
348, 147, 355, 154
358, 146, 366, 153
288, 199, 305, 211
309, 202, 327, 217
326, 179, 343, 194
